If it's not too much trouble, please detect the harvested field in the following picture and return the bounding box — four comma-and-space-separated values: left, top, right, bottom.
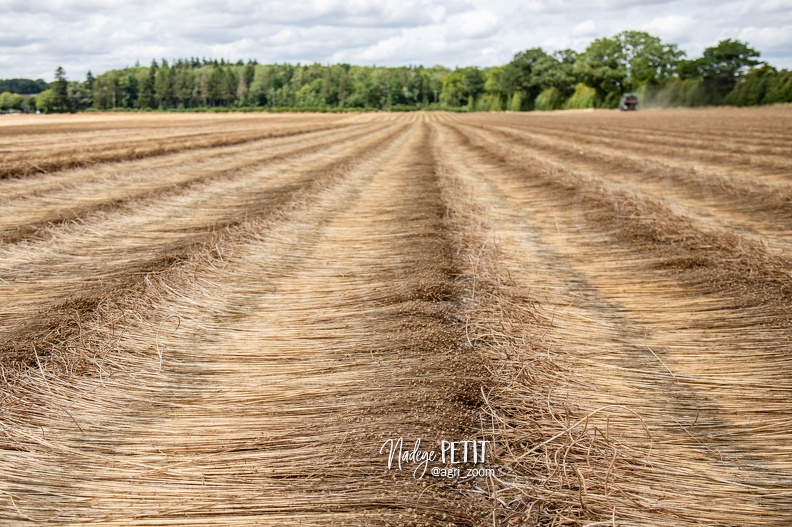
0, 106, 791, 526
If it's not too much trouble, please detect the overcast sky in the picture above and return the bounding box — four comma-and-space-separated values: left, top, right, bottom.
2, 0, 791, 81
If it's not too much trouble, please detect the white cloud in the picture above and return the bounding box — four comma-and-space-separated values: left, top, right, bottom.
640, 14, 696, 42
518, 0, 678, 14
738, 25, 792, 49
0, 0, 791, 80
448, 10, 499, 39
572, 20, 598, 37
758, 0, 792, 14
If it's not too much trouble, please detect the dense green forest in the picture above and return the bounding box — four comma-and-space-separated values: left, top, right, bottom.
0, 78, 49, 94
2, 31, 791, 113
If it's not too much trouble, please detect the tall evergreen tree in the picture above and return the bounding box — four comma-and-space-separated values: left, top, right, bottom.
53, 66, 69, 112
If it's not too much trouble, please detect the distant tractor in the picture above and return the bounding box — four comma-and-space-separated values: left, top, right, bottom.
619, 93, 638, 111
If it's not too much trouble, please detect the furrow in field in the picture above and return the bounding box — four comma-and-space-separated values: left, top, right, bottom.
459, 113, 792, 180
542, 121, 792, 156
0, 122, 407, 368
0, 118, 354, 179
0, 115, 347, 154
437, 121, 792, 525
0, 121, 489, 525
475, 107, 792, 149
498, 119, 792, 180
0, 110, 788, 527
0, 123, 380, 244
446, 122, 792, 302
462, 122, 792, 256
471, 110, 792, 153
479, 116, 792, 186
0, 120, 373, 201
0, 113, 342, 137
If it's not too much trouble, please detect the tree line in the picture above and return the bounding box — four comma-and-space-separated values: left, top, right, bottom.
3, 31, 791, 114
